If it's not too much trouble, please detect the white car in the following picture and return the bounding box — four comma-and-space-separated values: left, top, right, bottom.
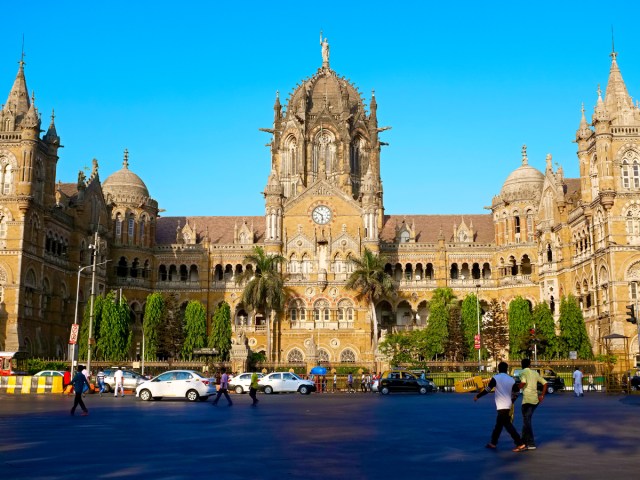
33, 370, 64, 378
229, 372, 264, 394
258, 372, 316, 395
136, 370, 215, 402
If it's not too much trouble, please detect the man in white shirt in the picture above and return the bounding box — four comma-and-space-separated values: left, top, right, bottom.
474, 362, 527, 452
573, 367, 584, 397
114, 367, 125, 397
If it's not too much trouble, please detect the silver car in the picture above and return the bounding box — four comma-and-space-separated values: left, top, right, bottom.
102, 368, 147, 392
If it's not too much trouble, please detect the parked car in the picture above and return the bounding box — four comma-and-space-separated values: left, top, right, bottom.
622, 370, 640, 391
258, 372, 315, 395
33, 370, 64, 378
378, 370, 437, 395
229, 372, 265, 394
511, 368, 565, 394
102, 368, 147, 392
136, 370, 215, 402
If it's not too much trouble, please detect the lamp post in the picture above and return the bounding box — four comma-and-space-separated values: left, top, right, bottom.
70, 263, 94, 378
476, 284, 482, 371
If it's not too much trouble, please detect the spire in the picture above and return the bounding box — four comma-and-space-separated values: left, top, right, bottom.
604, 50, 632, 113
5, 56, 30, 119
576, 103, 591, 140
273, 90, 281, 122
370, 89, 377, 123
123, 149, 129, 169
22, 90, 40, 130
545, 153, 553, 173
44, 108, 60, 145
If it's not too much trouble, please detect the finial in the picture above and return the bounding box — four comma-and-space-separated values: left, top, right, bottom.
597, 84, 602, 99
546, 153, 552, 170
51, 108, 55, 122
123, 149, 129, 169
581, 102, 585, 115
372, 89, 375, 97
31, 91, 35, 104
611, 25, 616, 58
521, 144, 528, 165
19, 34, 26, 67
276, 90, 279, 99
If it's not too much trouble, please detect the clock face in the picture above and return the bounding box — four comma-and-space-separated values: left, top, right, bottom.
312, 205, 332, 225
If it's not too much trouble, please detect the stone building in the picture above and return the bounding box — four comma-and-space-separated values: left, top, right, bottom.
1, 42, 640, 367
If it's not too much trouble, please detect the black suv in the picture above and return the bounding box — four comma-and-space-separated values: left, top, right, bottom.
512, 368, 565, 394
378, 370, 437, 395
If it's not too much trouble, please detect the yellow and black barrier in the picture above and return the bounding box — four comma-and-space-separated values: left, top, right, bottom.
0, 375, 63, 394
454, 376, 487, 393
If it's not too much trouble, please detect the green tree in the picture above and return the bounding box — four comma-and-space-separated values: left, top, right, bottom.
532, 301, 558, 359
237, 246, 286, 362
444, 305, 465, 361
143, 292, 164, 361
182, 300, 207, 360
208, 301, 232, 360
97, 291, 132, 362
78, 295, 105, 361
483, 299, 509, 368
378, 331, 416, 365
558, 295, 593, 359
346, 248, 396, 349
461, 293, 481, 359
424, 294, 451, 360
508, 296, 533, 358
158, 293, 185, 359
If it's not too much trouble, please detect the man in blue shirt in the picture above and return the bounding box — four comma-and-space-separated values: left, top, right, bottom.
70, 365, 90, 416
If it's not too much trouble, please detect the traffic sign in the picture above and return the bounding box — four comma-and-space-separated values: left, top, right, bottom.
69, 324, 79, 345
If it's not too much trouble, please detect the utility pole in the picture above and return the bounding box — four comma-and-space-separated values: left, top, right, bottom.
86, 232, 99, 374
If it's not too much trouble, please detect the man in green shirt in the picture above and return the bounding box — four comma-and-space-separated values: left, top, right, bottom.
518, 358, 548, 450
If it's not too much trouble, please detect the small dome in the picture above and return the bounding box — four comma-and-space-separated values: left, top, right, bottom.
102, 150, 149, 199
499, 146, 544, 202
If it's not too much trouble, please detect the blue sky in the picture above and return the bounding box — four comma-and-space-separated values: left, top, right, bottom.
2, 1, 639, 217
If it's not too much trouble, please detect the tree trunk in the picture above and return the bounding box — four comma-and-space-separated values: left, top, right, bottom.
266, 308, 271, 363
370, 300, 378, 351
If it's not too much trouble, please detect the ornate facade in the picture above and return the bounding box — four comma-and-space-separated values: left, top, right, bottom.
2, 43, 640, 366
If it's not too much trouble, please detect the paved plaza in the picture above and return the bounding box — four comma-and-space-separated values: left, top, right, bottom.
0, 390, 638, 479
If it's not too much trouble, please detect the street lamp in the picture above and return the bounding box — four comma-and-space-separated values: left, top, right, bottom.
476, 284, 482, 371
69, 257, 110, 377
70, 263, 94, 377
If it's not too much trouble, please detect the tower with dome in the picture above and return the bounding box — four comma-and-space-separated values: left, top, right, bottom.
1, 40, 639, 369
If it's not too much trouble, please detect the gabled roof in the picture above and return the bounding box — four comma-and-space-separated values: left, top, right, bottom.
156, 216, 265, 245
381, 214, 494, 244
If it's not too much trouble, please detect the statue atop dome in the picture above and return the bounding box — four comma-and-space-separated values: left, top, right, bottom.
320, 31, 330, 68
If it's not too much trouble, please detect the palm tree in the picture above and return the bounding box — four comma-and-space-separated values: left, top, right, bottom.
346, 248, 396, 349
236, 246, 286, 362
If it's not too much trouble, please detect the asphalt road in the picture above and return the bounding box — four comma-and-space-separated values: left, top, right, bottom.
0, 390, 639, 480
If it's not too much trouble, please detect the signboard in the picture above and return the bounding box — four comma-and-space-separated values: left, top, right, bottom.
69, 324, 79, 345
193, 347, 218, 355
569, 351, 577, 360
474, 334, 481, 349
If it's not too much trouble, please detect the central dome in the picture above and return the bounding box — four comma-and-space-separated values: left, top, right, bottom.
102, 151, 149, 199
499, 146, 544, 202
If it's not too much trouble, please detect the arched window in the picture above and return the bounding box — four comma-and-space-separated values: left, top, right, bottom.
626, 208, 640, 238
526, 212, 534, 243
0, 215, 7, 238
24, 269, 36, 317
115, 213, 123, 240
338, 299, 354, 325
314, 299, 330, 324
128, 214, 135, 244
287, 348, 304, 363
289, 299, 306, 324
318, 349, 330, 363
340, 349, 356, 363
159, 264, 167, 281
621, 151, 640, 189
139, 218, 146, 246
312, 130, 336, 179
117, 257, 128, 277
1, 164, 12, 195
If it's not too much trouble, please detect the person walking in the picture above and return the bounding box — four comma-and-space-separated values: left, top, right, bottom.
518, 358, 548, 450
96, 368, 106, 397
70, 366, 90, 416
81, 366, 90, 397
332, 373, 337, 393
347, 373, 354, 393
573, 367, 584, 397
114, 367, 125, 397
212, 367, 233, 407
587, 373, 595, 392
360, 373, 366, 392
249, 372, 259, 406
474, 361, 526, 452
